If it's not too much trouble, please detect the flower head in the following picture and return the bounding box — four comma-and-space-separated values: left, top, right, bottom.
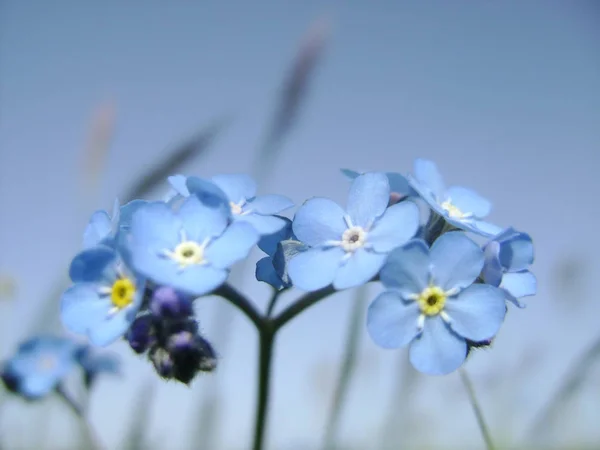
0, 336, 84, 399
127, 197, 259, 296
367, 232, 506, 375
341, 169, 417, 204
60, 246, 145, 346
83, 199, 148, 249
288, 172, 420, 291
482, 227, 536, 307
168, 173, 294, 235
408, 159, 502, 237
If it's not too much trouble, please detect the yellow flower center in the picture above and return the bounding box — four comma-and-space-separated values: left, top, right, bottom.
230, 201, 243, 215
111, 278, 136, 309
441, 199, 466, 219
417, 286, 447, 316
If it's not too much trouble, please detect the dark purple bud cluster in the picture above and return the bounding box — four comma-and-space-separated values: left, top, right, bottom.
126, 286, 217, 384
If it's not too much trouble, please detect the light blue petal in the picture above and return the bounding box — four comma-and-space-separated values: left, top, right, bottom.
386, 172, 417, 197
69, 246, 117, 283
380, 240, 430, 296
368, 201, 420, 252
409, 315, 467, 375
205, 222, 259, 269
367, 291, 421, 348
499, 232, 534, 271
346, 173, 390, 228
129, 202, 182, 258
446, 186, 491, 219
60, 284, 111, 335
333, 249, 386, 290
412, 159, 445, 200
185, 176, 232, 219
482, 241, 503, 287
273, 239, 309, 285
179, 196, 229, 242
20, 374, 59, 399
430, 232, 483, 291
83, 211, 112, 249
292, 198, 346, 247
118, 200, 148, 230
467, 219, 503, 238
88, 287, 144, 346
258, 217, 293, 256
212, 174, 256, 203
168, 174, 190, 196
340, 168, 361, 180
444, 284, 506, 341
236, 214, 287, 235
147, 262, 228, 297
246, 194, 294, 215
288, 247, 344, 291
501, 271, 536, 302
256, 257, 285, 289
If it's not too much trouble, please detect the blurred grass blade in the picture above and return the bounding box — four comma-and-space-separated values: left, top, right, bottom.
123, 117, 231, 203
253, 15, 329, 180
322, 285, 367, 450
121, 381, 155, 450
189, 392, 221, 450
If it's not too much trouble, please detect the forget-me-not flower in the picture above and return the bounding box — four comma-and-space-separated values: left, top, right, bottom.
482, 227, 536, 307
83, 198, 148, 249
168, 173, 294, 235
0, 336, 84, 399
367, 232, 506, 375
408, 158, 502, 237
341, 169, 417, 204
288, 172, 420, 291
61, 246, 145, 346
128, 196, 259, 296
255, 217, 295, 289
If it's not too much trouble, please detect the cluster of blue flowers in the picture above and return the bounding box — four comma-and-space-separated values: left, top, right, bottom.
58, 159, 535, 379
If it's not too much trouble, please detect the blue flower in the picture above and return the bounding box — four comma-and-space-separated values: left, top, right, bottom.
255, 217, 295, 289
341, 169, 418, 203
288, 172, 420, 291
168, 174, 294, 235
367, 232, 506, 375
408, 159, 502, 237
60, 246, 145, 346
128, 196, 259, 296
0, 336, 84, 399
83, 198, 148, 249
482, 227, 536, 307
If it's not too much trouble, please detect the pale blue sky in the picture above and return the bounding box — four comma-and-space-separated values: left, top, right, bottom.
1, 1, 599, 449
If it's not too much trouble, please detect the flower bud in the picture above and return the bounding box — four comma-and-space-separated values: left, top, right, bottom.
127, 315, 156, 354
149, 346, 173, 379
150, 286, 193, 319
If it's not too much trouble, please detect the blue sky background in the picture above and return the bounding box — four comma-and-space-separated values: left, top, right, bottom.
1, 1, 599, 449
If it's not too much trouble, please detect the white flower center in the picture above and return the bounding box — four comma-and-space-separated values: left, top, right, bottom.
162, 230, 209, 270
341, 226, 367, 252
230, 201, 244, 215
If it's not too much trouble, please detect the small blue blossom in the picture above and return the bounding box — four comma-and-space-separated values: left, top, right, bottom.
168, 173, 294, 235
341, 168, 418, 203
367, 232, 506, 375
289, 172, 420, 291
408, 158, 502, 237
60, 246, 145, 346
482, 227, 536, 307
83, 198, 148, 249
255, 217, 295, 290
128, 196, 259, 296
0, 336, 84, 400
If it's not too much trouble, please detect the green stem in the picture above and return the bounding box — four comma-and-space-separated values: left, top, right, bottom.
252, 328, 275, 450
214, 283, 264, 329
273, 286, 336, 330
459, 368, 495, 450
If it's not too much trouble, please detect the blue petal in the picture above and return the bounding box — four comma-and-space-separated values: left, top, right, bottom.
444, 284, 506, 341
340, 168, 361, 180
205, 222, 259, 269
168, 174, 190, 196
333, 249, 386, 290
185, 176, 232, 219
236, 214, 287, 235
256, 257, 285, 289
288, 247, 344, 291
83, 210, 113, 249
292, 198, 346, 247
501, 271, 536, 303
346, 173, 390, 228
409, 316, 467, 375
129, 202, 182, 263
273, 239, 309, 285
61, 284, 112, 335
467, 219, 503, 238
368, 201, 419, 252
179, 196, 229, 241
145, 262, 228, 297
20, 374, 60, 399
88, 294, 143, 347
429, 232, 483, 291
499, 231, 534, 271
258, 217, 293, 256
446, 186, 491, 219
118, 200, 148, 230
246, 194, 294, 215
212, 174, 256, 203
482, 241, 503, 287
386, 172, 417, 197
380, 240, 430, 297
367, 291, 421, 348
69, 246, 117, 283
412, 159, 446, 200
